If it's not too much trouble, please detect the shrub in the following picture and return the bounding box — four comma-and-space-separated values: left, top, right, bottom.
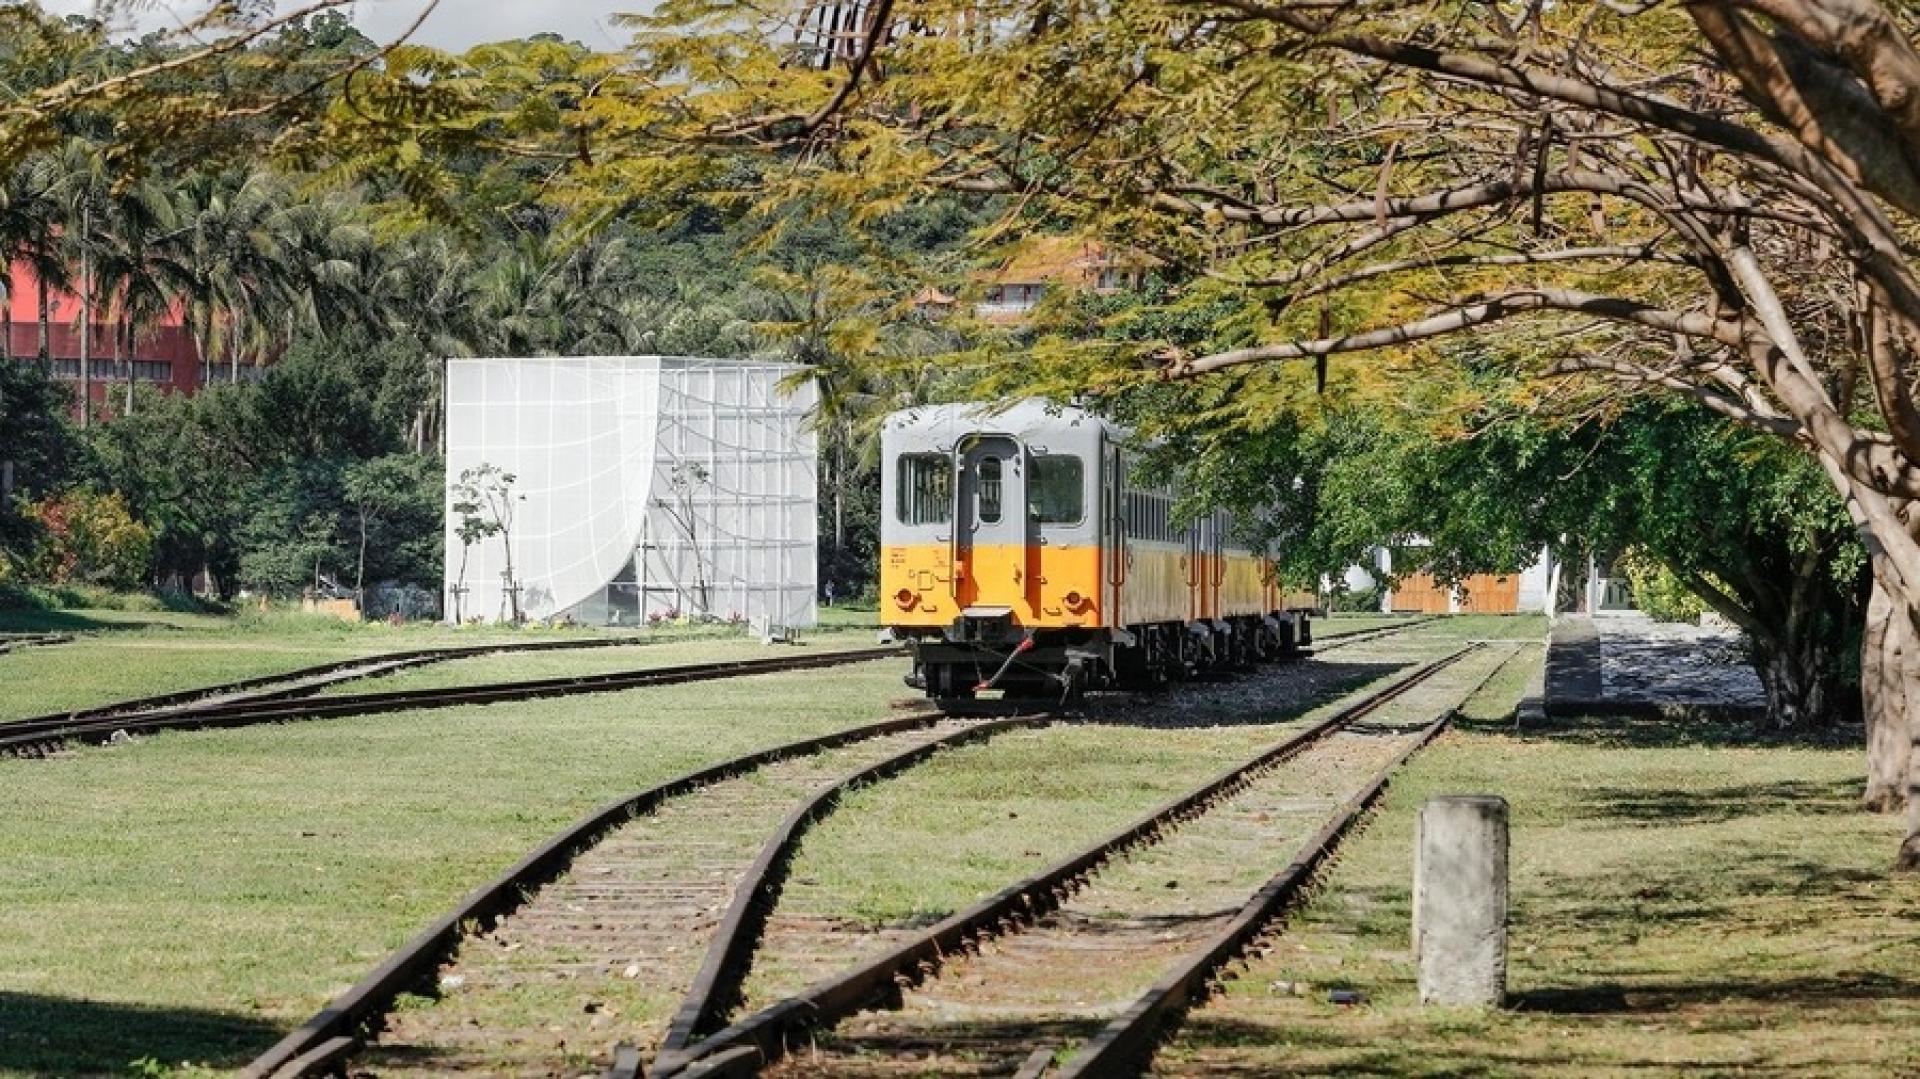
1618, 549, 1709, 624
21, 490, 155, 589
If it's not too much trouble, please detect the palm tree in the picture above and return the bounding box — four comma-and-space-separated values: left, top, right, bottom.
164, 171, 299, 386
4, 153, 71, 369
48, 139, 111, 426
91, 175, 183, 415
361, 230, 488, 451
0, 161, 56, 362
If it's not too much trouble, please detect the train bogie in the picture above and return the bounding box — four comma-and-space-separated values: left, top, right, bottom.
879, 401, 1311, 705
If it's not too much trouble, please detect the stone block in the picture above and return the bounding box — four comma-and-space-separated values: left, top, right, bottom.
1414, 794, 1508, 1007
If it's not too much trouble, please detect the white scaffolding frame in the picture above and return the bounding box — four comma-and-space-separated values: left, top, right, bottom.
443, 356, 818, 628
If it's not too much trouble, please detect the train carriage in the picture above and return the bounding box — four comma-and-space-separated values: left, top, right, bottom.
879, 401, 1312, 704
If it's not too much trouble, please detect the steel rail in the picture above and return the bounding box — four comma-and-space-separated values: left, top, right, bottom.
2, 634, 658, 733
1, 647, 899, 755
0, 632, 74, 655
645, 644, 1480, 1079
1046, 644, 1526, 1078
243, 708, 953, 1079
652, 712, 1049, 1072
1309, 614, 1443, 652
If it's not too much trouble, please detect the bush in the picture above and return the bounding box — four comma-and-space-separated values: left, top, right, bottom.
1618, 549, 1709, 624
20, 490, 155, 589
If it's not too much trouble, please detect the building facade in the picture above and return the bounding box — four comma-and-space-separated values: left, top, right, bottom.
4, 259, 209, 414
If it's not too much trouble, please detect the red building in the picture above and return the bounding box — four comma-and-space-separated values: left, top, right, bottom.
5, 258, 207, 416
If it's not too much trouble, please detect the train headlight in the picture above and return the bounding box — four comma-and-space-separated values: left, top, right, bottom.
1064, 590, 1087, 611
894, 588, 917, 610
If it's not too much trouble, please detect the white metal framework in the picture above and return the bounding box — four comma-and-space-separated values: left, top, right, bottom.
442, 356, 818, 628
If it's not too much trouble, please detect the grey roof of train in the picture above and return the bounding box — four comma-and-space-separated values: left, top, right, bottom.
882, 400, 1127, 442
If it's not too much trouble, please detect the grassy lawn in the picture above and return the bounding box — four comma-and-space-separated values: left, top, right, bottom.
1155, 680, 1920, 1075
0, 611, 869, 721
0, 660, 910, 1077
817, 603, 880, 628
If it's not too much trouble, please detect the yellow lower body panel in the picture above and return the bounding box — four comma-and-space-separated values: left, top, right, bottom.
881, 543, 1106, 629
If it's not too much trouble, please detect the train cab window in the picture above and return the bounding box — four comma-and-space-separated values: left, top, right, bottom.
978, 457, 1004, 523
1029, 456, 1084, 525
897, 453, 952, 524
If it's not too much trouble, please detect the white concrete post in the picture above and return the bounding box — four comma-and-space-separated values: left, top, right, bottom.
1414, 795, 1509, 1007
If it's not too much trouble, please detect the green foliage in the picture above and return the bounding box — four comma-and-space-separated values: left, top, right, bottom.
19, 488, 153, 588
1618, 550, 1708, 625
0, 359, 83, 552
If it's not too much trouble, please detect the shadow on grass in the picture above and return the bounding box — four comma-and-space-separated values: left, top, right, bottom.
1484, 711, 1864, 750
1168, 1014, 1708, 1075
0, 609, 185, 634
0, 991, 284, 1075
1513, 970, 1920, 1014
1584, 776, 1864, 824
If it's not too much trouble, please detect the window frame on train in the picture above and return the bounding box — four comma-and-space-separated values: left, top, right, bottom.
896, 452, 953, 525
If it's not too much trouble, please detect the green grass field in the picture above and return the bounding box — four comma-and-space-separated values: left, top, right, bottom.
0, 610, 877, 721
0, 614, 1911, 1077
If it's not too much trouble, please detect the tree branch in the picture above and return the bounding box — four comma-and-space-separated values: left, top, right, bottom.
1163, 288, 1729, 377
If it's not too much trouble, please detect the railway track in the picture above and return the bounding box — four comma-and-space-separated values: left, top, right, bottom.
2, 635, 658, 728
1308, 615, 1442, 652
246, 709, 1044, 1079
0, 645, 897, 757
636, 641, 1499, 1079
0, 631, 75, 655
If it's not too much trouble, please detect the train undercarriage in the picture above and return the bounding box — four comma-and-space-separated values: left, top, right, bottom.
899, 612, 1313, 708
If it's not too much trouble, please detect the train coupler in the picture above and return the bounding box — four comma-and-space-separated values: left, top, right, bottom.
974, 633, 1036, 693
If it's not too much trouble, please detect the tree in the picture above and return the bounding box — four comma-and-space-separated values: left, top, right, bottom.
533, 0, 1920, 869
341, 454, 440, 603
654, 462, 713, 616
0, 360, 82, 558
450, 463, 522, 622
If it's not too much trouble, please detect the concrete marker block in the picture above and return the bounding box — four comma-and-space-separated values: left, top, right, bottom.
1415, 794, 1509, 1007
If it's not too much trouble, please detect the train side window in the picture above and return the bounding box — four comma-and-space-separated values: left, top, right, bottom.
978, 456, 1004, 523
1029, 456, 1084, 525
897, 453, 952, 525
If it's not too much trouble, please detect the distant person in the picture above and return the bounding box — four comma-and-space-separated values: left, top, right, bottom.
824, 580, 836, 607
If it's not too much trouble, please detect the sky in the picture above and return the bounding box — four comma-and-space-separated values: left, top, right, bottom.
35, 1, 648, 52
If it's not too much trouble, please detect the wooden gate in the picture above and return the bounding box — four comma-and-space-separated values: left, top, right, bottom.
1457, 574, 1520, 613
1390, 573, 1453, 614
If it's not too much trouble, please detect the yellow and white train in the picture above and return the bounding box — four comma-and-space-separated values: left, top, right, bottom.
879, 401, 1314, 703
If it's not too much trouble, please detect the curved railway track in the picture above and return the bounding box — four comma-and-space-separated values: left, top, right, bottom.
637, 641, 1493, 1079
246, 709, 1044, 1079
4, 635, 659, 729
0, 645, 897, 756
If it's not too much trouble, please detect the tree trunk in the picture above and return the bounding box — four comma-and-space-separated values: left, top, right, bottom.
1899, 606, 1920, 871
36, 275, 50, 363
1751, 630, 1842, 729
78, 209, 90, 429
1864, 574, 1910, 810
121, 323, 133, 415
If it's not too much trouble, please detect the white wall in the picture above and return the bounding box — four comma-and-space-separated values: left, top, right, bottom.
443, 356, 817, 627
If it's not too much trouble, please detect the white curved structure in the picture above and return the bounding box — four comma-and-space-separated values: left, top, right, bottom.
442, 356, 817, 628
